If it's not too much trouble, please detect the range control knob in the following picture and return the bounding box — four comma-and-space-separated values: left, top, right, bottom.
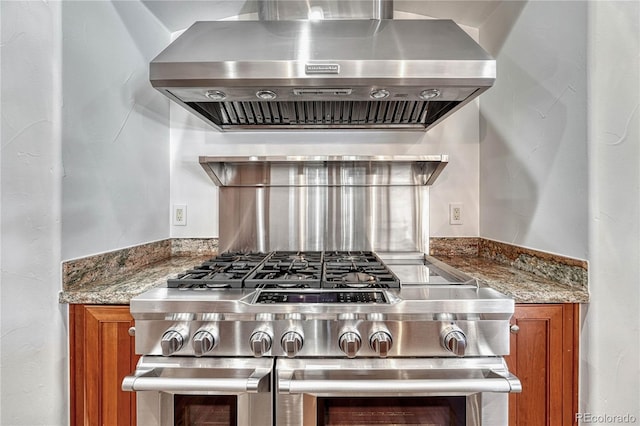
250, 331, 273, 357
192, 330, 218, 357
339, 331, 362, 358
281, 331, 304, 357
369, 331, 393, 358
441, 324, 467, 357
161, 329, 186, 356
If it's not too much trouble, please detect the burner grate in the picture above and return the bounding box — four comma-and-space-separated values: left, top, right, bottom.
244, 251, 323, 289
167, 250, 400, 289
322, 251, 401, 289
167, 252, 270, 289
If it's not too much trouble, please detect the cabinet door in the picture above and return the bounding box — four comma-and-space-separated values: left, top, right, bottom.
70, 305, 138, 426
506, 304, 578, 426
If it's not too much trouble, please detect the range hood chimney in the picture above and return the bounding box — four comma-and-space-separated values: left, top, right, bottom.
257, 0, 394, 20
150, 0, 495, 132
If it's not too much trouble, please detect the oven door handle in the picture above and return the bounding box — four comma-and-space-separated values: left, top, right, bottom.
279, 370, 522, 395
122, 366, 271, 393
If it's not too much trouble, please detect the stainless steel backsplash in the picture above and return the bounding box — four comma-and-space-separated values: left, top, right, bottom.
218, 185, 429, 253
203, 156, 444, 254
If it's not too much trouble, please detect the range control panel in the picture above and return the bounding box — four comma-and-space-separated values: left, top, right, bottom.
254, 291, 388, 304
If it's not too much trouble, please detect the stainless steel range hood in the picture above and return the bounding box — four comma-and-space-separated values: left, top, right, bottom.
150, 2, 495, 131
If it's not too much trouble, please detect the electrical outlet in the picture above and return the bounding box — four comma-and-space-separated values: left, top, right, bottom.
449, 203, 463, 225
173, 204, 187, 226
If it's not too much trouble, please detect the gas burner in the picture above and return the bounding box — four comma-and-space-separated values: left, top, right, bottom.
250, 269, 319, 281
255, 282, 315, 290
268, 251, 323, 262
175, 282, 232, 290
244, 251, 323, 288
323, 251, 380, 265
285, 272, 319, 280
287, 254, 314, 262
323, 270, 398, 289
245, 272, 322, 288
342, 272, 377, 283
332, 282, 392, 289
215, 251, 271, 263
167, 252, 270, 289
322, 252, 400, 289
169, 268, 248, 289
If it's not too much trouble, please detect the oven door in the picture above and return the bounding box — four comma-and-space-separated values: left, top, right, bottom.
276, 357, 520, 426
122, 356, 273, 426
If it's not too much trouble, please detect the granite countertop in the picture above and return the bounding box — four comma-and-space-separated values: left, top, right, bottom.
59, 255, 211, 304
433, 256, 589, 304
59, 251, 589, 305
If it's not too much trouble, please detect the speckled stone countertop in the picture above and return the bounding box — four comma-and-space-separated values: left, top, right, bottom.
433, 256, 589, 303
59, 255, 211, 304
431, 237, 589, 304
58, 238, 217, 304
59, 238, 589, 305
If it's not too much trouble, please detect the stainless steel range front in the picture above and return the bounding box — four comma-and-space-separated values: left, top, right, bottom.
123, 157, 520, 426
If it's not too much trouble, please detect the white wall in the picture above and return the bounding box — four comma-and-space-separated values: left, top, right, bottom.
1, 1, 171, 424
61, 1, 171, 260
0, 1, 66, 424
477, 0, 639, 420
582, 0, 640, 420
479, 1, 589, 260
169, 20, 482, 241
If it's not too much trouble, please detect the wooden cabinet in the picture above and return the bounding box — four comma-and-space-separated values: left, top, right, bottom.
69, 305, 138, 426
506, 304, 579, 426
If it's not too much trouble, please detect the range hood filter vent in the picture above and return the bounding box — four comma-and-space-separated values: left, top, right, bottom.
187, 99, 461, 129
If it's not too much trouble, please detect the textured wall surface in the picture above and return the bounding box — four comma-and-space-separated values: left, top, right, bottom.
479, 1, 588, 260
582, 0, 640, 420
1, 1, 66, 424
61, 1, 170, 260
1, 1, 170, 423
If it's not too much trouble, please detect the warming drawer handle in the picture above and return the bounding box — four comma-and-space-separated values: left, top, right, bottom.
122, 367, 271, 393
279, 373, 522, 395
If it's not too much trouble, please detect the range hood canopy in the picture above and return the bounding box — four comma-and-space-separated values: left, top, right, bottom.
151, 2, 495, 131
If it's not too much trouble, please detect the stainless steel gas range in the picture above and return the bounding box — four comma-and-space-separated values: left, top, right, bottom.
123, 157, 521, 426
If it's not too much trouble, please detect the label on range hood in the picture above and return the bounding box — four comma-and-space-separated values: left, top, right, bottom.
292, 88, 352, 96
305, 63, 340, 74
